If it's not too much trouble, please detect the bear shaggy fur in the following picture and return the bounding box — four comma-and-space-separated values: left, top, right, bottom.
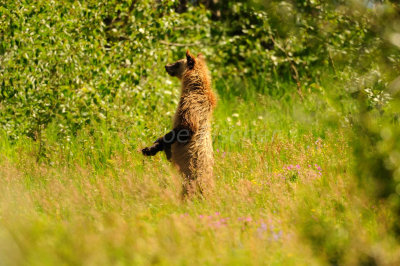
142, 50, 217, 197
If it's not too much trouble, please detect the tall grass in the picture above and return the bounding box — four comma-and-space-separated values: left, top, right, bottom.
1, 83, 399, 265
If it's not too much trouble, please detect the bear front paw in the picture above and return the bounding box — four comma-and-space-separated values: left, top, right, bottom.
142, 147, 154, 156
142, 138, 165, 156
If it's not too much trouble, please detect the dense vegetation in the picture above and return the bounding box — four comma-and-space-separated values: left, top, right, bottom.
1, 0, 400, 264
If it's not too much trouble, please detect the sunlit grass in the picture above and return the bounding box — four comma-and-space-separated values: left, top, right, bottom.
1, 92, 399, 265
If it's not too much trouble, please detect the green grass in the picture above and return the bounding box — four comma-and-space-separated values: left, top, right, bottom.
1, 87, 399, 265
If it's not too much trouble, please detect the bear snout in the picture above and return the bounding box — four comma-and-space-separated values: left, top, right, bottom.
165, 65, 174, 76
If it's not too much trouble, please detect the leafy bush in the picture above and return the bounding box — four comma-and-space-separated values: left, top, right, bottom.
0, 0, 209, 141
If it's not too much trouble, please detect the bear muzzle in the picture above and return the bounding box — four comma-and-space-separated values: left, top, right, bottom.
165, 64, 175, 76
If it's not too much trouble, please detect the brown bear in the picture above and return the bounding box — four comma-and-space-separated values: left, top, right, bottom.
142, 50, 217, 197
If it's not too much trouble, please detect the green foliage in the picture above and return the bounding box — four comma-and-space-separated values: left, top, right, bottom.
1, 0, 398, 142
0, 0, 210, 141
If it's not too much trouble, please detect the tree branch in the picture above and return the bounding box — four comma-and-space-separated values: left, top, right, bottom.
159, 40, 202, 47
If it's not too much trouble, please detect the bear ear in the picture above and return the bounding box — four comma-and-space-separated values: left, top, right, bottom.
186, 50, 195, 69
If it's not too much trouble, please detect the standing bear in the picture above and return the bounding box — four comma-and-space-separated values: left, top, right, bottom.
142, 50, 217, 197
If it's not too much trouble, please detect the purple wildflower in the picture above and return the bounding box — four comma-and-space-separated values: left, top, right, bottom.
257, 223, 268, 238
259, 223, 267, 230
272, 230, 282, 241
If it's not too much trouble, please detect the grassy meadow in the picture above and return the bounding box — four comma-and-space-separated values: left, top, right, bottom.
1, 91, 398, 265
1, 0, 400, 265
